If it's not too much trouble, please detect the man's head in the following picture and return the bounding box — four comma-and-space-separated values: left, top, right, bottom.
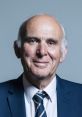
14, 14, 67, 88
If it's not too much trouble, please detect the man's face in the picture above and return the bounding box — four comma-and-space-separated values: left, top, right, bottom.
21, 16, 63, 79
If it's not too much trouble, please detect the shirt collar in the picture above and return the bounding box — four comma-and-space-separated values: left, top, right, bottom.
23, 75, 56, 103
43, 76, 56, 102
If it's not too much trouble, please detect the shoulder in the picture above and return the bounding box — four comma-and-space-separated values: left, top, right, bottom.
0, 79, 17, 94
56, 74, 82, 90
56, 75, 82, 99
0, 74, 23, 95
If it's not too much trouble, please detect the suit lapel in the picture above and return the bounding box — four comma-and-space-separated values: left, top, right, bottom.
56, 75, 72, 117
6, 75, 74, 117
7, 76, 26, 117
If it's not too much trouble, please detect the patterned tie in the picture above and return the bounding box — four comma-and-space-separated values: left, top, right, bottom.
33, 91, 47, 117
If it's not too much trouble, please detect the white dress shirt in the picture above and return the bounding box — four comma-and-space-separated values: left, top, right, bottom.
23, 76, 57, 117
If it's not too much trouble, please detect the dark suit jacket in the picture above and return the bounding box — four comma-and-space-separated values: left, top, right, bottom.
0, 74, 82, 117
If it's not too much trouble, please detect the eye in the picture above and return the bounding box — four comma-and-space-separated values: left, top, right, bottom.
24, 37, 40, 44
28, 38, 36, 43
47, 39, 58, 45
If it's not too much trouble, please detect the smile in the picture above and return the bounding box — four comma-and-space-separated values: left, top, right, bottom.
33, 61, 49, 68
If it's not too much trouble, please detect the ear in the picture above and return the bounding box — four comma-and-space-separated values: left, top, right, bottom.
60, 47, 68, 63
14, 40, 21, 58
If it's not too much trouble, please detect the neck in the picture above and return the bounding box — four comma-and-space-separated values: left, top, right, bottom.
24, 71, 55, 90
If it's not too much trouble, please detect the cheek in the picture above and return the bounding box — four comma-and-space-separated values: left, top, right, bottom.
48, 47, 61, 60
23, 44, 36, 57
22, 45, 36, 68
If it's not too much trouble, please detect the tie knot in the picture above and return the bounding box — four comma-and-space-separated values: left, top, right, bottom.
33, 91, 47, 104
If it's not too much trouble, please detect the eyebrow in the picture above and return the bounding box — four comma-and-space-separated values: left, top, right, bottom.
23, 36, 59, 45
24, 36, 58, 41
24, 36, 40, 42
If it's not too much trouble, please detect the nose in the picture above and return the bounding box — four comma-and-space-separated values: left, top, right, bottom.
36, 42, 47, 57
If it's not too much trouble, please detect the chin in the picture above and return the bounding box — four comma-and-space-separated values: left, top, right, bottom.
32, 71, 50, 79
30, 67, 53, 78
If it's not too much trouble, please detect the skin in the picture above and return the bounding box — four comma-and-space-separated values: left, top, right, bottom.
17, 15, 67, 89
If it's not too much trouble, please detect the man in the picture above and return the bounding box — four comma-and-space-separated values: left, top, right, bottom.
0, 14, 82, 117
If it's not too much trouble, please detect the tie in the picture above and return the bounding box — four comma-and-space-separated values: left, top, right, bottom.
33, 91, 47, 117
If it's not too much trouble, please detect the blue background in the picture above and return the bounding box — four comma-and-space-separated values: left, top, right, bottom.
0, 0, 82, 83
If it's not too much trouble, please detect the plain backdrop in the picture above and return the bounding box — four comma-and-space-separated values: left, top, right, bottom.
0, 0, 82, 83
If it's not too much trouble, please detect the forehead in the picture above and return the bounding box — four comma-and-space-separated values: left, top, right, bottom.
26, 16, 63, 39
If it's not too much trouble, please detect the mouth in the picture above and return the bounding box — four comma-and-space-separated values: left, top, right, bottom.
33, 60, 49, 68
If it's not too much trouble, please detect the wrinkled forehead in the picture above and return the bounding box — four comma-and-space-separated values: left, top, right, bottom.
25, 15, 63, 39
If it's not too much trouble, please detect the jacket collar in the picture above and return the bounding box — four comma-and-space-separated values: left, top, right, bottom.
56, 75, 73, 117
7, 74, 72, 117
7, 75, 26, 117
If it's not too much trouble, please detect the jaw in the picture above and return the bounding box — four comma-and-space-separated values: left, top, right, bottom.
24, 70, 55, 90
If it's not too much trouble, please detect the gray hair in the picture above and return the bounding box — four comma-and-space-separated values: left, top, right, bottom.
60, 24, 68, 53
